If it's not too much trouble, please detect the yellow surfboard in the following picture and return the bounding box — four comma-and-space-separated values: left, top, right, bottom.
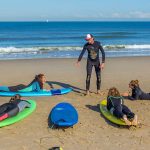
100, 100, 126, 125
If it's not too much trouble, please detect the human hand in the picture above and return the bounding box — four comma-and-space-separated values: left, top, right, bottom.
100, 63, 105, 70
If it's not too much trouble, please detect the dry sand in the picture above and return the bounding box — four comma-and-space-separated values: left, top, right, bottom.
0, 57, 150, 150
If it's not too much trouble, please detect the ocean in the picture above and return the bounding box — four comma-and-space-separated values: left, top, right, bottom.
0, 21, 150, 60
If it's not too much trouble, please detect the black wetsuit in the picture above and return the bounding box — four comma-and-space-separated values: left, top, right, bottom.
0, 103, 19, 121
107, 96, 135, 119
78, 41, 105, 90
0, 99, 30, 121
126, 87, 150, 100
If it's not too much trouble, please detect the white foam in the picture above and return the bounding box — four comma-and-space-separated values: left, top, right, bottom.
0, 47, 38, 53
104, 44, 150, 49
0, 44, 150, 54
125, 44, 150, 49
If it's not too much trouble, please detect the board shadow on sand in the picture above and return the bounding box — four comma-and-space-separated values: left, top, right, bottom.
47, 81, 86, 94
85, 104, 127, 128
47, 113, 73, 131
5, 84, 27, 92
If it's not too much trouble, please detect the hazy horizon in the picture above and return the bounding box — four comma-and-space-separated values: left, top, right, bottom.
0, 0, 150, 21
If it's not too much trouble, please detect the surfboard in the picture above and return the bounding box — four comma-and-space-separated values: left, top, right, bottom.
0, 88, 72, 97
0, 100, 36, 127
50, 102, 78, 127
100, 100, 126, 126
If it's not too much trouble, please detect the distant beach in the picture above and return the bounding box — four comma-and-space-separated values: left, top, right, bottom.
0, 21, 150, 60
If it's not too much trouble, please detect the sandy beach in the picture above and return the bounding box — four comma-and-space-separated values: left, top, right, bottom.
0, 57, 150, 150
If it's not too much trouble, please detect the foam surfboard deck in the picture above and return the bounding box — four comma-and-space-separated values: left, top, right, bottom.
50, 102, 78, 127
0, 100, 36, 127
100, 100, 126, 126
0, 88, 72, 97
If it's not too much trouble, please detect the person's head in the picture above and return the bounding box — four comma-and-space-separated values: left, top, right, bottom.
108, 87, 120, 97
85, 34, 94, 44
129, 80, 139, 89
9, 94, 21, 103
35, 74, 46, 84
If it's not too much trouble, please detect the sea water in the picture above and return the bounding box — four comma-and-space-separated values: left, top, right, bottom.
0, 21, 150, 59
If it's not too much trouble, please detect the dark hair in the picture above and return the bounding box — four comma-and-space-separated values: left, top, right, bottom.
108, 87, 120, 97
129, 80, 139, 88
35, 74, 45, 80
9, 94, 21, 103
28, 74, 45, 89
35, 74, 45, 89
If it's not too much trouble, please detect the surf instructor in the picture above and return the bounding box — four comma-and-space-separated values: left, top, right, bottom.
76, 34, 105, 95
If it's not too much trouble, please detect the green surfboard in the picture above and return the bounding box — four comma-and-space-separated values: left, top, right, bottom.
0, 100, 36, 128
100, 100, 126, 126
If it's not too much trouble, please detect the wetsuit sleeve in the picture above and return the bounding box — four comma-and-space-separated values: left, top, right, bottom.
78, 45, 87, 61
129, 87, 142, 100
122, 95, 136, 100
128, 96, 136, 100
32, 81, 41, 92
110, 97, 122, 108
99, 44, 105, 63
133, 93, 140, 100
121, 97, 124, 105
107, 96, 112, 110
17, 101, 31, 112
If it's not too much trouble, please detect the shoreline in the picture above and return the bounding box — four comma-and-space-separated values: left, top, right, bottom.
0, 55, 150, 61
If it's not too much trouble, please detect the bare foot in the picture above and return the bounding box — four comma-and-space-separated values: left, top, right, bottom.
85, 90, 90, 96
132, 115, 138, 126
124, 119, 132, 126
97, 90, 105, 95
123, 115, 131, 126
97, 90, 101, 94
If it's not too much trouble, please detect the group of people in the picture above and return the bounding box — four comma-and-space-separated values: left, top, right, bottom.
76, 34, 150, 126
0, 74, 50, 121
0, 34, 150, 127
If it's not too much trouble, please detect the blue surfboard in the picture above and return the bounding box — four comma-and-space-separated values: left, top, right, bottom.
50, 102, 78, 127
0, 88, 72, 97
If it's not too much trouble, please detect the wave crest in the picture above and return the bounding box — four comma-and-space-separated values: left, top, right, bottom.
0, 44, 150, 53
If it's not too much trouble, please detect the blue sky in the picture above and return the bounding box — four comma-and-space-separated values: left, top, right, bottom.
0, 0, 150, 21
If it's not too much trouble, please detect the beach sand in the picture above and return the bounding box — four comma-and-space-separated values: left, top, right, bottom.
0, 57, 150, 150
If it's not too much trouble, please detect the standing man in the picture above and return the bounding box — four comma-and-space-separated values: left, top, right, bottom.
77, 34, 105, 95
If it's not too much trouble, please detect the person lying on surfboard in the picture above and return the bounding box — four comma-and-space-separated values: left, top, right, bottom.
122, 80, 150, 100
27, 73, 51, 92
107, 87, 138, 126
0, 73, 51, 92
0, 94, 31, 121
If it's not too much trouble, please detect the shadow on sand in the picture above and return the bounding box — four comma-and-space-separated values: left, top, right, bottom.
85, 104, 128, 129
7, 84, 26, 91
47, 111, 73, 131
47, 81, 86, 94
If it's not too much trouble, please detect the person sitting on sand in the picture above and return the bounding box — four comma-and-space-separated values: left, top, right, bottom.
0, 73, 51, 92
107, 87, 138, 126
0, 94, 31, 121
122, 80, 150, 100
